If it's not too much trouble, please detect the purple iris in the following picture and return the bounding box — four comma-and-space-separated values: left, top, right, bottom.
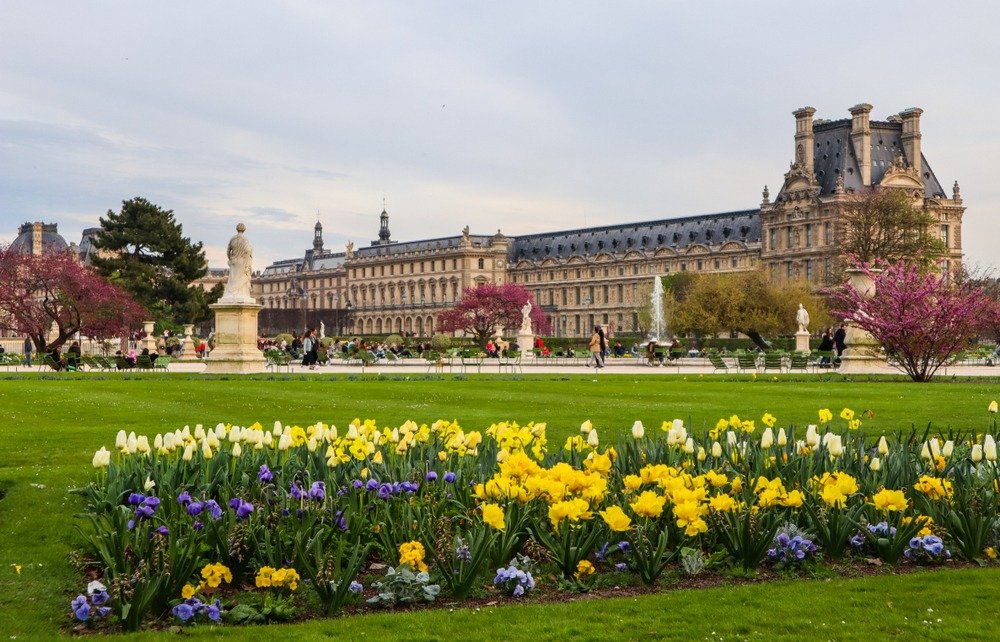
90, 591, 109, 606
426, 471, 438, 482
228, 497, 241, 510
400, 481, 419, 493
236, 500, 254, 519
127, 492, 145, 505
309, 481, 326, 501
204, 500, 222, 521
618, 541, 632, 554
444, 471, 456, 483
349, 581, 363, 594
193, 521, 204, 531
96, 607, 111, 618
71, 595, 89, 621
615, 562, 627, 571
187, 501, 204, 517
289, 482, 304, 500
365, 479, 380, 492
377, 484, 393, 500
258, 464, 274, 483
177, 491, 192, 506
155, 525, 169, 537
206, 601, 222, 622
127, 519, 135, 530
145, 496, 160, 509
352, 479, 364, 489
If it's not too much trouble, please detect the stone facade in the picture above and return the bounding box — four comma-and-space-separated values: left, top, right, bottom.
251, 103, 964, 338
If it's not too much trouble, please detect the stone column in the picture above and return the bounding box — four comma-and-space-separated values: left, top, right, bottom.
838, 268, 885, 374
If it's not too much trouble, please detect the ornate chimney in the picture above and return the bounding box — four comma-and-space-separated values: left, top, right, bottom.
792, 107, 816, 176
900, 107, 923, 176
849, 103, 873, 186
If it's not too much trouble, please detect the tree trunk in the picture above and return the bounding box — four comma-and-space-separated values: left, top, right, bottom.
745, 330, 771, 352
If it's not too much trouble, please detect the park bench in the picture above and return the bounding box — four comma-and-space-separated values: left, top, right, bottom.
736, 353, 758, 373
708, 353, 730, 373
762, 352, 785, 373
788, 352, 810, 373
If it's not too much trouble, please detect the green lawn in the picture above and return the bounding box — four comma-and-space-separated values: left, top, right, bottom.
1, 373, 999, 640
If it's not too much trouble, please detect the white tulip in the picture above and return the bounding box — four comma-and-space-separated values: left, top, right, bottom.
232, 442, 242, 457
828, 435, 844, 458
194, 425, 206, 441
391, 428, 400, 442
206, 432, 220, 449
587, 429, 600, 448
278, 433, 293, 451
985, 435, 997, 462
183, 443, 195, 461
683, 437, 695, 454
869, 457, 881, 472
92, 447, 111, 468
697, 446, 706, 461
711, 442, 723, 458
929, 438, 941, 459
115, 430, 127, 450
229, 426, 241, 443
214, 423, 226, 440
806, 425, 819, 448
201, 441, 213, 460
777, 428, 787, 447
942, 440, 954, 458
328, 426, 338, 440
760, 427, 774, 449
631, 421, 645, 439
347, 425, 359, 440
153, 434, 163, 450
126, 432, 137, 454
274, 420, 283, 433
920, 442, 932, 461
307, 438, 319, 453
182, 425, 191, 439
971, 444, 983, 463
726, 431, 737, 446
580, 420, 593, 434
143, 476, 156, 491
877, 436, 889, 456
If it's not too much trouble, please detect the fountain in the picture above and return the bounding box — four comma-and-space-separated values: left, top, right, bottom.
648, 275, 666, 342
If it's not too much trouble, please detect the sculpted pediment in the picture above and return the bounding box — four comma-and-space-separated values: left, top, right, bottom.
878, 155, 924, 190
684, 244, 710, 256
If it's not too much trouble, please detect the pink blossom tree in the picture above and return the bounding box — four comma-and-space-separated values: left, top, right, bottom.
436, 283, 550, 348
0, 247, 147, 352
829, 261, 991, 382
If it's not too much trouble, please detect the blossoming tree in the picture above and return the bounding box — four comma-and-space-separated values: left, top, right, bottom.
0, 247, 146, 352
829, 261, 990, 382
436, 283, 549, 348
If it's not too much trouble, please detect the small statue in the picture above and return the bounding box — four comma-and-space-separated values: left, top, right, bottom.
222, 223, 254, 303
345, 241, 354, 258
953, 180, 961, 200
520, 301, 532, 333
762, 185, 769, 202
796, 303, 810, 333
834, 174, 845, 194
319, 321, 325, 339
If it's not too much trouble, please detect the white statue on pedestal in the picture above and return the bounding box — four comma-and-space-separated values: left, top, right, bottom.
319, 321, 325, 339
520, 301, 533, 334
796, 303, 810, 333
221, 223, 255, 303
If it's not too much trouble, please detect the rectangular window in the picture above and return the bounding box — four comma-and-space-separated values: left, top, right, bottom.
769, 228, 777, 251
602, 284, 609, 303
680, 262, 687, 271
805, 224, 813, 247
696, 260, 703, 271
805, 259, 813, 281
714, 259, 720, 269
616, 283, 623, 303
562, 288, 567, 305
786, 262, 793, 280
731, 257, 738, 268
824, 222, 831, 245
786, 227, 793, 248
575, 287, 581, 304
420, 262, 425, 273
940, 224, 950, 248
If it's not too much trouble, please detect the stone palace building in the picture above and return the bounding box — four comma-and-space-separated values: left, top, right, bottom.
251, 103, 965, 338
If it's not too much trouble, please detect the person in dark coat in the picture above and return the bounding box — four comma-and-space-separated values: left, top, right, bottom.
833, 324, 847, 363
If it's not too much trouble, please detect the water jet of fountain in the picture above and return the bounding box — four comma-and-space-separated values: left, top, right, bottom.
648, 275, 666, 343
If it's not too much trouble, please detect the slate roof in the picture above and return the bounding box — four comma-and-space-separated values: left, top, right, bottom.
508, 210, 761, 263
786, 119, 947, 199
9, 222, 69, 254
354, 235, 500, 258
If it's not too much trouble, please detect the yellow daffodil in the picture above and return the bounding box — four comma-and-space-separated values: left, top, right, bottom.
629, 491, 666, 519
818, 408, 833, 424
481, 503, 506, 531
871, 488, 908, 512
761, 413, 776, 428
599, 505, 632, 532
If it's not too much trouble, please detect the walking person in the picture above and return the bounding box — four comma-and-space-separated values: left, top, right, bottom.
833, 323, 847, 364
302, 328, 318, 370
23, 336, 32, 367
588, 326, 605, 369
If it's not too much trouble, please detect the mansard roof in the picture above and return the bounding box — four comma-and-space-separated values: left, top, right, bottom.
354, 235, 500, 258
799, 119, 946, 199
508, 210, 761, 263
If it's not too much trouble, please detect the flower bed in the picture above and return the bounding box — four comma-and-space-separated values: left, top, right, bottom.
74, 407, 1000, 630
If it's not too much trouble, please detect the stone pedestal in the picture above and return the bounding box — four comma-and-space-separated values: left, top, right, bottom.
143, 321, 157, 353
795, 331, 810, 353
179, 324, 195, 360
517, 330, 534, 360
204, 302, 265, 374
838, 268, 885, 374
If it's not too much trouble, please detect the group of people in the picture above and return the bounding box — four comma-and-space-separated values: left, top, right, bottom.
817, 324, 848, 363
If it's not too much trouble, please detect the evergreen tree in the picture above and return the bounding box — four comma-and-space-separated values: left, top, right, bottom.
91, 197, 219, 324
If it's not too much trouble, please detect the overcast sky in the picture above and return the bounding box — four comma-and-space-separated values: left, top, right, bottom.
2, 1, 998, 271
